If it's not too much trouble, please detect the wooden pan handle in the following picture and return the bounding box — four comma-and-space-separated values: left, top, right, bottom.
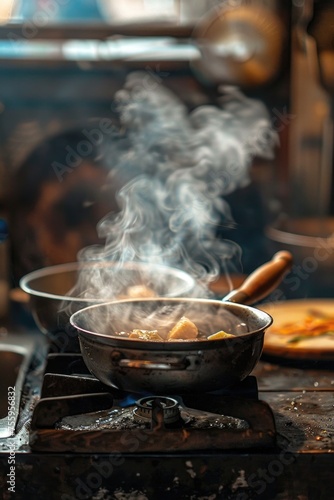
223, 251, 293, 305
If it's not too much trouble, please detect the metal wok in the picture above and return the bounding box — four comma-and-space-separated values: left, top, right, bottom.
70, 252, 292, 394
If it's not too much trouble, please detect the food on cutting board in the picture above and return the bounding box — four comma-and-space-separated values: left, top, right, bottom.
269, 309, 334, 344
117, 316, 235, 342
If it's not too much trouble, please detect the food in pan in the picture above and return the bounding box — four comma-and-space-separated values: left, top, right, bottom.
167, 316, 198, 340
118, 285, 157, 299
269, 309, 334, 344
117, 316, 235, 342
129, 329, 163, 341
207, 330, 235, 340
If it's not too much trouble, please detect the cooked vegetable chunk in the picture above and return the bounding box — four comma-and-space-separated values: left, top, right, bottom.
129, 329, 163, 341
167, 316, 198, 340
126, 285, 156, 298
207, 330, 235, 340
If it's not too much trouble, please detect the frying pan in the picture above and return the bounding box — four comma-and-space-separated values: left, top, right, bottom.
70, 251, 292, 394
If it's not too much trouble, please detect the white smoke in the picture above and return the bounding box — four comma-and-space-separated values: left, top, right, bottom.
76, 72, 278, 298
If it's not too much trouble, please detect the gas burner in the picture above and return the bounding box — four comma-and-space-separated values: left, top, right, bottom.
134, 396, 180, 425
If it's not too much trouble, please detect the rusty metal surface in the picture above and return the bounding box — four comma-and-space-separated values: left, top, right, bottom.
29, 396, 276, 453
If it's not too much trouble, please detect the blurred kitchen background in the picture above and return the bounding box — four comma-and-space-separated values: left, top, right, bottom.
0, 0, 334, 326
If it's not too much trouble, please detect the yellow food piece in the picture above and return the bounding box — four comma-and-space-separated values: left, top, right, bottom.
129, 329, 163, 341
207, 330, 234, 340
126, 285, 157, 298
167, 316, 198, 341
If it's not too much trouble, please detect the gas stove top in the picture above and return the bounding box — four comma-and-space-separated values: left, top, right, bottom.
29, 353, 276, 453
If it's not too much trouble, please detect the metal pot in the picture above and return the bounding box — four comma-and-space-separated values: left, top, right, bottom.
266, 216, 334, 298
70, 252, 292, 394
20, 261, 196, 336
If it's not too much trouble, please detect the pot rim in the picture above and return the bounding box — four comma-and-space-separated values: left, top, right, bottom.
19, 261, 196, 302
70, 297, 273, 350
265, 216, 334, 248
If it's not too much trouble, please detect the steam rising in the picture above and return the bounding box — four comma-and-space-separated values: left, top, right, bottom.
71, 299, 251, 342
72, 72, 277, 303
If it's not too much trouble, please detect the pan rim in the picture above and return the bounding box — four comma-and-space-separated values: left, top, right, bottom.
70, 297, 273, 349
19, 261, 196, 302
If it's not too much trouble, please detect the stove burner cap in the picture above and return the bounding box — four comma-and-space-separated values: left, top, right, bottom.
134, 396, 180, 424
